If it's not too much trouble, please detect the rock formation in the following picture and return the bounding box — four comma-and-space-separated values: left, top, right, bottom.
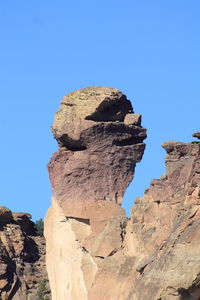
45, 86, 200, 300
0, 207, 50, 299
193, 131, 200, 140
48, 87, 146, 215
128, 140, 200, 300
45, 86, 146, 299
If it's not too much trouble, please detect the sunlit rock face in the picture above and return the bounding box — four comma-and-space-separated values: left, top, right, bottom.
127, 139, 200, 300
45, 87, 146, 300
48, 87, 146, 218
45, 86, 200, 300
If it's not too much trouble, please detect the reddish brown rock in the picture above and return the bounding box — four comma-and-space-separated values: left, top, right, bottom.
45, 86, 200, 300
45, 87, 146, 299
48, 87, 146, 218
127, 139, 200, 300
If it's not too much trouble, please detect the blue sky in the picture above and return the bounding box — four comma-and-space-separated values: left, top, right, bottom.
0, 1, 199, 221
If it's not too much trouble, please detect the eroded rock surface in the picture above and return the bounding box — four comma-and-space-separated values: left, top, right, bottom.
193, 132, 200, 140
45, 87, 146, 299
128, 139, 200, 300
0, 207, 50, 300
48, 87, 146, 217
45, 86, 200, 300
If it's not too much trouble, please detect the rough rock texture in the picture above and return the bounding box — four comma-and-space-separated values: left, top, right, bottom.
45, 86, 146, 299
48, 87, 146, 217
45, 86, 200, 300
0, 207, 50, 300
127, 140, 200, 300
193, 132, 200, 140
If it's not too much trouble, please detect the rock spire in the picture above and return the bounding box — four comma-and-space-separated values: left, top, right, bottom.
45, 87, 200, 300
48, 87, 146, 217
45, 87, 146, 299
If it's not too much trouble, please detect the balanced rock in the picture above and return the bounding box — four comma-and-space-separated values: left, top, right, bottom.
52, 86, 134, 147
48, 87, 146, 218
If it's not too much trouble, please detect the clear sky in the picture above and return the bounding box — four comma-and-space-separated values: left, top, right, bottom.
0, 1, 199, 221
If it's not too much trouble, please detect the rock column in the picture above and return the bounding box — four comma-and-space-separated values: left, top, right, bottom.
44, 87, 146, 300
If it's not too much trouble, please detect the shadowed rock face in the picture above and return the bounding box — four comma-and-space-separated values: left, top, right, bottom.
193, 132, 200, 140
0, 207, 50, 300
48, 87, 146, 218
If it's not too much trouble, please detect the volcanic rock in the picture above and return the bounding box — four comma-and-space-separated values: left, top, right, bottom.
45, 86, 200, 300
128, 140, 200, 299
0, 206, 13, 225
193, 131, 200, 139
45, 87, 146, 299
0, 208, 50, 300
48, 87, 146, 218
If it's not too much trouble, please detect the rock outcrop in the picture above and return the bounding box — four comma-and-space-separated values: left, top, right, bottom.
48, 87, 146, 216
0, 207, 50, 300
45, 87, 146, 299
128, 140, 200, 300
193, 132, 200, 140
45, 86, 200, 300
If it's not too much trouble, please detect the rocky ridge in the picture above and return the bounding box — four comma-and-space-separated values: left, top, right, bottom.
128, 139, 200, 299
45, 86, 200, 300
0, 207, 50, 300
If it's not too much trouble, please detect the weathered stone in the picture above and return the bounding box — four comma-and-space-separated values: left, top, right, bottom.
48, 87, 146, 218
52, 86, 134, 148
45, 87, 146, 300
0, 206, 13, 224
124, 113, 141, 125
45, 87, 200, 300
128, 140, 200, 299
193, 131, 200, 139
0, 209, 51, 299
12, 212, 36, 235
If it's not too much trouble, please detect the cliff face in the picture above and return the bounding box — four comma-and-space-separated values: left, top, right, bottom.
45, 87, 200, 300
0, 208, 50, 300
128, 140, 200, 300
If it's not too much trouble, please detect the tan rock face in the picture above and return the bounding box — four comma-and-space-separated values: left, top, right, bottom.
52, 86, 133, 146
128, 140, 200, 300
45, 86, 200, 300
